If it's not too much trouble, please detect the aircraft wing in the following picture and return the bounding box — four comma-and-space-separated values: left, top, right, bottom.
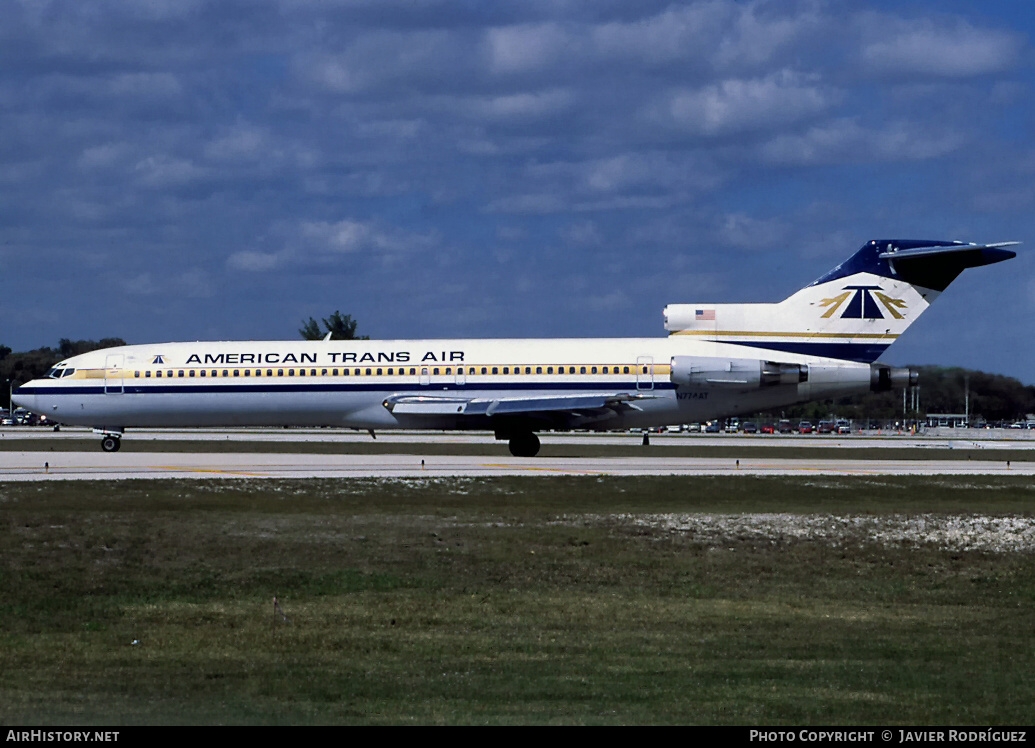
383, 392, 653, 423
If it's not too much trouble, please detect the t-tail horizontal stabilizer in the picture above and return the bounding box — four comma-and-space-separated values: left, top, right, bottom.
664, 239, 1018, 364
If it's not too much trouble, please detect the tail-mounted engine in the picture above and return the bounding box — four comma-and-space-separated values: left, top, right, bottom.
671, 356, 917, 395
670, 356, 807, 389
869, 364, 917, 392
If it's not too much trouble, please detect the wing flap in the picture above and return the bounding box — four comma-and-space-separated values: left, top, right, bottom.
383, 392, 650, 418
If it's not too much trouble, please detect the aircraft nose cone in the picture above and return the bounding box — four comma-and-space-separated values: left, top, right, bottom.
11, 385, 37, 414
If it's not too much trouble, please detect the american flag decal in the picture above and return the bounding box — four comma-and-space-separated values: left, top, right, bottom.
695, 309, 715, 321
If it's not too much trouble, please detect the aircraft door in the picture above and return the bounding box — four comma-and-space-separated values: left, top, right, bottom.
455, 366, 466, 386
636, 355, 654, 391
104, 354, 124, 394
420, 367, 430, 386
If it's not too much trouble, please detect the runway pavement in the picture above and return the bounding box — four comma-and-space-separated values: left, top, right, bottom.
3, 449, 1033, 481
3, 425, 1034, 449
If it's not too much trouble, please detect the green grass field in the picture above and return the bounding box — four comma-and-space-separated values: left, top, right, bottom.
1, 475, 1033, 725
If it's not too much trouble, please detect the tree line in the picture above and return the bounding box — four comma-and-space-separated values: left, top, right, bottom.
755, 366, 1035, 425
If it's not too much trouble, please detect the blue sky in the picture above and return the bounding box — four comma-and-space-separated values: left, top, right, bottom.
2, 0, 1033, 383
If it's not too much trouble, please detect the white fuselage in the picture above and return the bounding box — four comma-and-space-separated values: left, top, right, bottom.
15, 336, 876, 433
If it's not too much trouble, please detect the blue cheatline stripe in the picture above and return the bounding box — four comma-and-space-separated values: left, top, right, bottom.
17, 380, 675, 397
721, 340, 890, 364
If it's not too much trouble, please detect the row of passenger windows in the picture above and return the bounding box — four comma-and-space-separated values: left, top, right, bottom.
131, 365, 647, 378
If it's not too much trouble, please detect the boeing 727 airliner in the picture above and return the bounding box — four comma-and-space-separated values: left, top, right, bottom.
13, 239, 1017, 455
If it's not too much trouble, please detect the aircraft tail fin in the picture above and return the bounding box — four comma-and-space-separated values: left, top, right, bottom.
664, 239, 1017, 364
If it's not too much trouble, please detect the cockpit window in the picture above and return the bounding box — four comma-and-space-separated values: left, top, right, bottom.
45, 368, 60, 378
62, 368, 76, 377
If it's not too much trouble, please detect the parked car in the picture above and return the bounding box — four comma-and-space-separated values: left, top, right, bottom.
705, 421, 721, 433
836, 419, 852, 434
760, 424, 775, 434
798, 421, 813, 434
817, 420, 835, 434
777, 419, 793, 434
742, 421, 758, 434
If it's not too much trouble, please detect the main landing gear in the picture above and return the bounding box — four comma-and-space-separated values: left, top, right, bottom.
507, 432, 540, 458
95, 430, 123, 452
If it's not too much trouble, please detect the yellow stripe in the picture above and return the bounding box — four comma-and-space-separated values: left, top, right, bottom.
670, 330, 900, 340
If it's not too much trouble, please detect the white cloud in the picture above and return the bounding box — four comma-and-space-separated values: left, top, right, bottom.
859, 16, 1022, 77
714, 213, 790, 250
486, 23, 572, 74
227, 219, 438, 272
559, 220, 603, 246
591, 4, 726, 65
226, 250, 285, 272
301, 220, 372, 253
133, 155, 207, 188
78, 143, 133, 169
761, 118, 964, 164
471, 89, 574, 120
714, 1, 821, 68
666, 70, 832, 136
204, 125, 269, 162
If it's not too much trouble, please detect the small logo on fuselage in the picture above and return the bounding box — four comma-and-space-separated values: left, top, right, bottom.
152, 355, 166, 364
820, 286, 906, 319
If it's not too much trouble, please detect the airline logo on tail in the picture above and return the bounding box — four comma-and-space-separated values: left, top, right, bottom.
819, 286, 907, 320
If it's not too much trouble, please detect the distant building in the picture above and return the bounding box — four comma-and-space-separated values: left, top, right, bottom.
925, 413, 969, 428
